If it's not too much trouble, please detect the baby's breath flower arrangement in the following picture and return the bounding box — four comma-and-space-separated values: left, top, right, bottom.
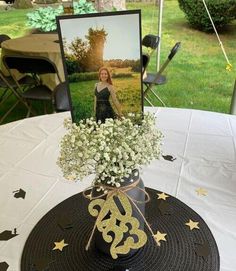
57, 113, 163, 187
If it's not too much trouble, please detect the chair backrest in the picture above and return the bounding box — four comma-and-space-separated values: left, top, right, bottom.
142, 54, 150, 70
3, 55, 57, 74
0, 34, 10, 48
144, 42, 181, 85
54, 82, 70, 112
167, 42, 181, 61
142, 35, 160, 50
142, 53, 150, 79
142, 35, 160, 77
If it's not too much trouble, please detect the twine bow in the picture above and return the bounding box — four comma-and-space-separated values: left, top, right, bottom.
83, 179, 157, 252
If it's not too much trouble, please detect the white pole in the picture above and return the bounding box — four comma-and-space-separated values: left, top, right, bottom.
230, 80, 236, 115
157, 0, 164, 71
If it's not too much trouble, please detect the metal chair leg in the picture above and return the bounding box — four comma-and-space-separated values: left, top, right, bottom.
149, 88, 166, 107
0, 100, 20, 124
26, 102, 37, 118
144, 85, 166, 107
0, 91, 13, 106
0, 89, 9, 101
43, 101, 47, 114
144, 95, 155, 106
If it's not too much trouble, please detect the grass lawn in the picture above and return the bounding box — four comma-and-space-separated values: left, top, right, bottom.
129, 1, 236, 113
69, 74, 142, 123
0, 8, 32, 37
0, 1, 236, 124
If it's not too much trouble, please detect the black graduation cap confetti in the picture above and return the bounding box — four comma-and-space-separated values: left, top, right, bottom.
195, 241, 210, 260
57, 213, 74, 230
162, 154, 176, 162
31, 257, 54, 271
158, 200, 172, 215
110, 265, 131, 271
0, 262, 9, 271
0, 229, 18, 241
13, 188, 26, 199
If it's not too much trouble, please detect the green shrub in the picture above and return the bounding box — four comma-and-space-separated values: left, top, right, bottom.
178, 0, 236, 32
65, 59, 82, 75
68, 72, 98, 82
34, 0, 58, 4
68, 71, 134, 83
27, 0, 96, 32
112, 73, 133, 78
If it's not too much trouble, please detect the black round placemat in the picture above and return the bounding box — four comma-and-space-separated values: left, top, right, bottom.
21, 188, 220, 271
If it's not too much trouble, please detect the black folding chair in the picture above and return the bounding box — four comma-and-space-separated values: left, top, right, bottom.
0, 34, 12, 102
0, 34, 16, 119
3, 55, 63, 117
142, 36, 181, 107
0, 70, 38, 123
0, 70, 16, 103
0, 35, 37, 123
0, 34, 10, 45
142, 35, 160, 76
142, 35, 160, 54
54, 82, 70, 112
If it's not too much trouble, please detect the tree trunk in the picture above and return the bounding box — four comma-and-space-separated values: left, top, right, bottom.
94, 0, 126, 11
13, 0, 33, 9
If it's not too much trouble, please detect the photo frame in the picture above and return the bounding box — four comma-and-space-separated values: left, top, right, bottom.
57, 10, 143, 123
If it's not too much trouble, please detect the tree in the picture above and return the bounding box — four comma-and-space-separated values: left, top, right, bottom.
68, 37, 89, 70
65, 28, 107, 73
94, 0, 126, 11
13, 0, 33, 9
84, 27, 108, 71
64, 37, 88, 73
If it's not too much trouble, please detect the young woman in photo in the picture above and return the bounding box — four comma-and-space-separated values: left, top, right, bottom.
94, 67, 123, 123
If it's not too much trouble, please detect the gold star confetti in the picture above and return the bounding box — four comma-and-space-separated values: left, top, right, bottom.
153, 231, 167, 246
196, 187, 208, 196
185, 219, 199, 230
53, 239, 68, 251
157, 192, 169, 201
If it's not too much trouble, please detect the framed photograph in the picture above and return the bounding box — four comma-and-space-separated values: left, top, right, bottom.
57, 10, 143, 123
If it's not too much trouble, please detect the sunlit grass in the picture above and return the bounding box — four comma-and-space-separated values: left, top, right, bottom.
69, 73, 142, 123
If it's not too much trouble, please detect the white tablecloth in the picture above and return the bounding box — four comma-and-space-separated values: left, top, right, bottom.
0, 107, 235, 270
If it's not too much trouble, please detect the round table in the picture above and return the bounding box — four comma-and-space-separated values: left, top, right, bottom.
0, 107, 236, 270
1, 34, 65, 90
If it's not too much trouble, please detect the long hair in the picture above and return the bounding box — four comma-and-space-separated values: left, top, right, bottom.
98, 67, 113, 85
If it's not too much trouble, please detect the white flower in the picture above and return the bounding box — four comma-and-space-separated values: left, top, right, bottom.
57, 113, 163, 186
94, 153, 101, 161
104, 153, 110, 161
76, 141, 83, 147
